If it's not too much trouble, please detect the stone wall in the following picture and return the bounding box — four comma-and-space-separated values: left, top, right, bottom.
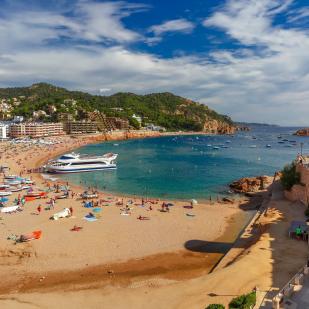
285, 163, 309, 205
284, 185, 307, 205
296, 164, 309, 185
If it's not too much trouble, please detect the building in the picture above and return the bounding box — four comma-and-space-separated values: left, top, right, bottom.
33, 110, 47, 119
132, 114, 142, 125
9, 123, 64, 138
64, 121, 98, 134
107, 117, 129, 130
13, 116, 24, 123
146, 124, 166, 132
57, 113, 74, 122
0, 123, 9, 139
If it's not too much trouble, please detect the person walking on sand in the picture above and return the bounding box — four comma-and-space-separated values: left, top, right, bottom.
37, 205, 42, 214
69, 207, 73, 216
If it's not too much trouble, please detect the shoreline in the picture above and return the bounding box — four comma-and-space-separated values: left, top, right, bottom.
1, 131, 309, 308
0, 130, 274, 309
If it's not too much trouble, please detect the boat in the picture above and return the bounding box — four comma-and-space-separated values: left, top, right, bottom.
0, 191, 12, 196
10, 186, 23, 192
212, 146, 220, 150
4, 180, 21, 186
0, 185, 10, 190
45, 152, 118, 174
249, 145, 257, 148
1, 205, 20, 213
266, 144, 272, 148
24, 191, 47, 199
4, 175, 17, 180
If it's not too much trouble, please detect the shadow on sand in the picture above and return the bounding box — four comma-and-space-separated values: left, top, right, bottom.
184, 240, 233, 254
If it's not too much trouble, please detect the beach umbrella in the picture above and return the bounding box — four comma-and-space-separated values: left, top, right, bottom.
191, 199, 198, 205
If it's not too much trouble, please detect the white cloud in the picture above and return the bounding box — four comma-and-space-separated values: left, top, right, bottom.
0, 0, 147, 49
146, 18, 195, 45
0, 0, 308, 126
100, 88, 111, 93
149, 18, 195, 36
287, 7, 309, 23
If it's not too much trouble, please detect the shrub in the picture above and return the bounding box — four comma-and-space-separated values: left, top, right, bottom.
280, 162, 300, 190
205, 305, 225, 309
229, 292, 256, 308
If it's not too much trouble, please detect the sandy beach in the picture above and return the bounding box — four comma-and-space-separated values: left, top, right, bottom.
0, 133, 253, 306
0, 132, 307, 309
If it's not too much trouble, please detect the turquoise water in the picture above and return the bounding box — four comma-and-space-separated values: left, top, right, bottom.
57, 126, 309, 199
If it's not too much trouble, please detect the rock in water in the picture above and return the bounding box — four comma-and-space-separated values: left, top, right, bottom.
229, 176, 272, 193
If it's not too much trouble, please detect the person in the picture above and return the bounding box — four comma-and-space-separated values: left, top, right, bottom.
37, 205, 42, 214
296, 226, 302, 239
69, 207, 73, 216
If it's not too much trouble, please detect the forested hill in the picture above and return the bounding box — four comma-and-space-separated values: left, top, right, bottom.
0, 83, 235, 133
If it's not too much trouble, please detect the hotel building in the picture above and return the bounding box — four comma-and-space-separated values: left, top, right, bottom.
10, 123, 64, 138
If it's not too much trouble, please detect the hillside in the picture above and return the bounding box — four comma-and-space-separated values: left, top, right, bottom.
0, 83, 235, 133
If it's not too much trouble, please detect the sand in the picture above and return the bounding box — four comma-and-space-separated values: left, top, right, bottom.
0, 133, 307, 309
0, 133, 258, 308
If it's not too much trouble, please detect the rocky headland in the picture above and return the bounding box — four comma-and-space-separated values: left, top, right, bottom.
294, 128, 309, 136
229, 175, 273, 193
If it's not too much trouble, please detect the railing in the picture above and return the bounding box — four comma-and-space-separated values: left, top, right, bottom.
272, 264, 309, 309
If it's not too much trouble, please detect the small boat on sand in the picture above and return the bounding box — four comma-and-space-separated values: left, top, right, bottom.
0, 191, 12, 196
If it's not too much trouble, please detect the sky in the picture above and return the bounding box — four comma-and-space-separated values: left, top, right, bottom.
0, 0, 308, 125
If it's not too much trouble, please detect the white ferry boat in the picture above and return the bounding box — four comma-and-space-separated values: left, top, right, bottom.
45, 152, 118, 174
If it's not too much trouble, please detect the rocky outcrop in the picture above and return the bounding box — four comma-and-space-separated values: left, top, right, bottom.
230, 176, 272, 193
294, 128, 309, 136
203, 119, 236, 135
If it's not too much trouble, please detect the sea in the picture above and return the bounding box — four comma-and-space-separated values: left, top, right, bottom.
57, 125, 308, 200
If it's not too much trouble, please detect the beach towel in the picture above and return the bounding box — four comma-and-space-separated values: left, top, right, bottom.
93, 208, 102, 213
19, 230, 42, 242
70, 226, 83, 231
83, 216, 97, 222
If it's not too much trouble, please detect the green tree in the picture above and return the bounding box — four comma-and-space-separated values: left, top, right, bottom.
229, 292, 256, 309
128, 117, 140, 129
280, 162, 300, 190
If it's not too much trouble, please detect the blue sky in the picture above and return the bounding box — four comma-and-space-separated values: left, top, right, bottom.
0, 0, 308, 125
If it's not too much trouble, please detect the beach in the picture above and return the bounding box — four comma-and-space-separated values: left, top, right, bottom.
0, 132, 307, 309
0, 132, 255, 307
